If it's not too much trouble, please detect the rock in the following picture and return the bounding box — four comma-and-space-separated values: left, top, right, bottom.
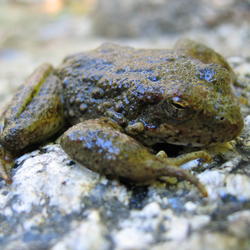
152, 232, 249, 250
227, 210, 250, 239
52, 211, 110, 250
0, 4, 250, 248
91, 0, 250, 38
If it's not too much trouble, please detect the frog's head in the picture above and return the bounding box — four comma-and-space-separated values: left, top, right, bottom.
136, 63, 244, 146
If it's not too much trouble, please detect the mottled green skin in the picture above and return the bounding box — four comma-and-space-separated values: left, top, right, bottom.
59, 41, 243, 146
0, 39, 244, 195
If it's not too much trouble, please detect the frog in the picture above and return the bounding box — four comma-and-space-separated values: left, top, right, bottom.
0, 39, 244, 197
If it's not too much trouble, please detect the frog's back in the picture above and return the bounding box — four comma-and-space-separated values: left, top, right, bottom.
58, 43, 172, 124
58, 43, 206, 127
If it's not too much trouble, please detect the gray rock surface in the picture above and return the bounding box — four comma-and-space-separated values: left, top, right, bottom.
92, 0, 250, 38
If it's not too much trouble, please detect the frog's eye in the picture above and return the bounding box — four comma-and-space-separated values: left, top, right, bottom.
160, 96, 191, 122
171, 96, 189, 109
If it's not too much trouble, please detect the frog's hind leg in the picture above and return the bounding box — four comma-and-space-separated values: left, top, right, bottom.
0, 64, 65, 183
60, 118, 208, 197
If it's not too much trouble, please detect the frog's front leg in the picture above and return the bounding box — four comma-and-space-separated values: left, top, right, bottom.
156, 150, 212, 167
60, 118, 208, 197
0, 63, 65, 182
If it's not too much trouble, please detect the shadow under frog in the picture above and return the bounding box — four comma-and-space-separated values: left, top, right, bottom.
0, 39, 244, 197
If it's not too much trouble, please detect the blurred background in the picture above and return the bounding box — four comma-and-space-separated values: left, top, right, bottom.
0, 0, 250, 108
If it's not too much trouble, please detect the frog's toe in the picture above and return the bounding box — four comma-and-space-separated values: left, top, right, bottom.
156, 150, 168, 159
160, 150, 212, 167
0, 166, 12, 184
0, 146, 13, 184
158, 165, 208, 197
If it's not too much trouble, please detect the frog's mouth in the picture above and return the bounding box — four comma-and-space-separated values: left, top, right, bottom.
143, 110, 243, 147
183, 118, 241, 146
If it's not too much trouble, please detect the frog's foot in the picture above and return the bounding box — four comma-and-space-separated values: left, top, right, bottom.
60, 118, 208, 197
156, 150, 212, 167
0, 145, 13, 184
157, 165, 208, 197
